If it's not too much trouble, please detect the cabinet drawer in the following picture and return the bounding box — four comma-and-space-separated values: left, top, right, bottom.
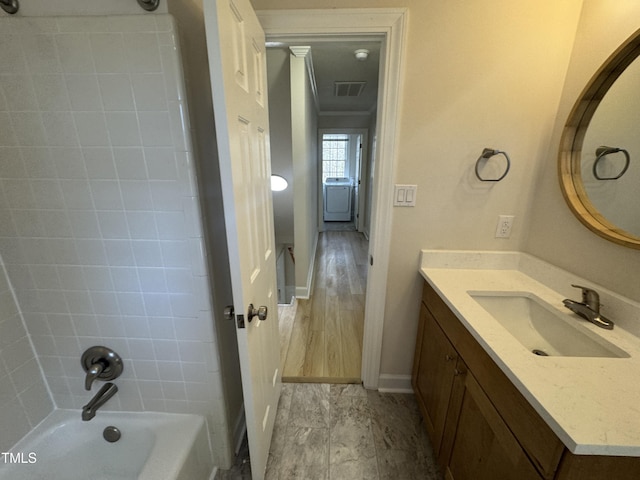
422, 281, 564, 479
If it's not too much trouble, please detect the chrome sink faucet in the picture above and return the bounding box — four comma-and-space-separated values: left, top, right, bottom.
563, 284, 614, 330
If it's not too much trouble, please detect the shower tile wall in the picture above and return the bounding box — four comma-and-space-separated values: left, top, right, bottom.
0, 255, 53, 452
0, 15, 227, 462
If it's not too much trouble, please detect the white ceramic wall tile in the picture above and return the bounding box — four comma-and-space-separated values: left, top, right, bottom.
68, 211, 102, 238
0, 256, 53, 450
117, 292, 146, 316
123, 33, 162, 73
90, 33, 129, 74
120, 180, 153, 210
31, 179, 65, 209
10, 112, 46, 146
65, 74, 102, 111
41, 112, 79, 147
0, 149, 20, 176
132, 73, 168, 111
105, 112, 142, 146
0, 35, 27, 75
55, 33, 96, 74
91, 180, 124, 210
98, 74, 135, 111
104, 241, 136, 267
83, 147, 117, 179
32, 74, 71, 111
139, 111, 173, 147
21, 147, 55, 179
51, 147, 86, 179
97, 211, 129, 239
61, 179, 94, 208
22, 34, 61, 74
1, 75, 39, 111
113, 148, 147, 180
0, 16, 223, 459
144, 148, 178, 180
126, 211, 158, 239
74, 112, 110, 146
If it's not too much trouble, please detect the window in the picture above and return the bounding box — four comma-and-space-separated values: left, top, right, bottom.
322, 134, 349, 182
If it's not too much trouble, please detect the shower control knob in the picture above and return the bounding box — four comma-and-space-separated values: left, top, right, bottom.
247, 304, 268, 322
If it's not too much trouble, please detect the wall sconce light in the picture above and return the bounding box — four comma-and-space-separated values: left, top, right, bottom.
271, 175, 288, 192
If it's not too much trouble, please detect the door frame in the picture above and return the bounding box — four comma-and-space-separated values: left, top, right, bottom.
257, 8, 407, 389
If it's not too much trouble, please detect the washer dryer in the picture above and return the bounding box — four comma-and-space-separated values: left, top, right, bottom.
323, 177, 352, 221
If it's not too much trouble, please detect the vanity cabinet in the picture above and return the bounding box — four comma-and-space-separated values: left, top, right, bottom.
412, 303, 459, 455
441, 368, 541, 480
414, 279, 640, 480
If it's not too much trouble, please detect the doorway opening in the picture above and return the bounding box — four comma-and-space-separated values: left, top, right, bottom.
267, 38, 380, 383
258, 8, 407, 389
320, 129, 370, 235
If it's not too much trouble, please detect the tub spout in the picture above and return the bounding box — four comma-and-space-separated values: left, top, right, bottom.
82, 382, 118, 421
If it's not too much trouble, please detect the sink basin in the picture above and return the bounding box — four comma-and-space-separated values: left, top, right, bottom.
469, 292, 629, 358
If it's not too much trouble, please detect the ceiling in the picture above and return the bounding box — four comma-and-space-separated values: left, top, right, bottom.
272, 41, 381, 114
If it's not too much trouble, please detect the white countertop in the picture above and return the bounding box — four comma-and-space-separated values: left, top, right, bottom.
419, 250, 640, 457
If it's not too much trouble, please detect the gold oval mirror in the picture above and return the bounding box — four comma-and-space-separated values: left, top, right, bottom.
559, 28, 640, 249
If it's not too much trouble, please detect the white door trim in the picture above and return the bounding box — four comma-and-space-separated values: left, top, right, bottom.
257, 8, 407, 389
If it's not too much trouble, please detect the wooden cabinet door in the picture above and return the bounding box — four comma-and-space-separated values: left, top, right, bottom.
442, 370, 542, 480
413, 303, 459, 456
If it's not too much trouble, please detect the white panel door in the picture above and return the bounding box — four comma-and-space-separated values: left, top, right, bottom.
203, 1, 281, 478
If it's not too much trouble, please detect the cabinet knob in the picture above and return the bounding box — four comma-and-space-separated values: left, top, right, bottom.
445, 354, 455, 362
454, 368, 466, 376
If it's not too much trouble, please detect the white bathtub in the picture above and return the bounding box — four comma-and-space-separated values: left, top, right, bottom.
0, 409, 213, 480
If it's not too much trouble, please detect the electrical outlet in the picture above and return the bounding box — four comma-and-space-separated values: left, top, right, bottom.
495, 215, 514, 238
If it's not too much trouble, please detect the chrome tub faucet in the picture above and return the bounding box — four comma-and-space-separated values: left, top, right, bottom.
82, 383, 118, 421
80, 346, 123, 421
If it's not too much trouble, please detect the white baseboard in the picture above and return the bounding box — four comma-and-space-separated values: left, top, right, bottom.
232, 408, 246, 455
295, 232, 318, 299
377, 374, 413, 393
208, 467, 218, 480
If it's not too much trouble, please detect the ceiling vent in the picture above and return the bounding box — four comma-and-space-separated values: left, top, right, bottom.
334, 81, 366, 97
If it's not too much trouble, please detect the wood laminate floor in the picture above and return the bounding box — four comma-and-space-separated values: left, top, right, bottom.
279, 231, 368, 383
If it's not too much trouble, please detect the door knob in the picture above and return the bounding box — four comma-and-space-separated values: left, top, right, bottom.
247, 304, 268, 322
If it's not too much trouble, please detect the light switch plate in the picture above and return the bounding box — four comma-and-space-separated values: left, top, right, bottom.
394, 184, 417, 207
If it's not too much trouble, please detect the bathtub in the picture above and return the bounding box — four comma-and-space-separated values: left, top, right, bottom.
0, 409, 213, 480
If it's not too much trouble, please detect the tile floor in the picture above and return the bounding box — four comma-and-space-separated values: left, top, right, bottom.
216, 383, 442, 480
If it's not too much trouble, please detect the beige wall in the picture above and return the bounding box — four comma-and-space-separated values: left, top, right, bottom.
252, 0, 584, 377
267, 48, 295, 245
526, 0, 640, 303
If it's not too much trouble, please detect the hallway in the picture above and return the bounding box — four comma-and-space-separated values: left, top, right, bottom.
279, 231, 368, 382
